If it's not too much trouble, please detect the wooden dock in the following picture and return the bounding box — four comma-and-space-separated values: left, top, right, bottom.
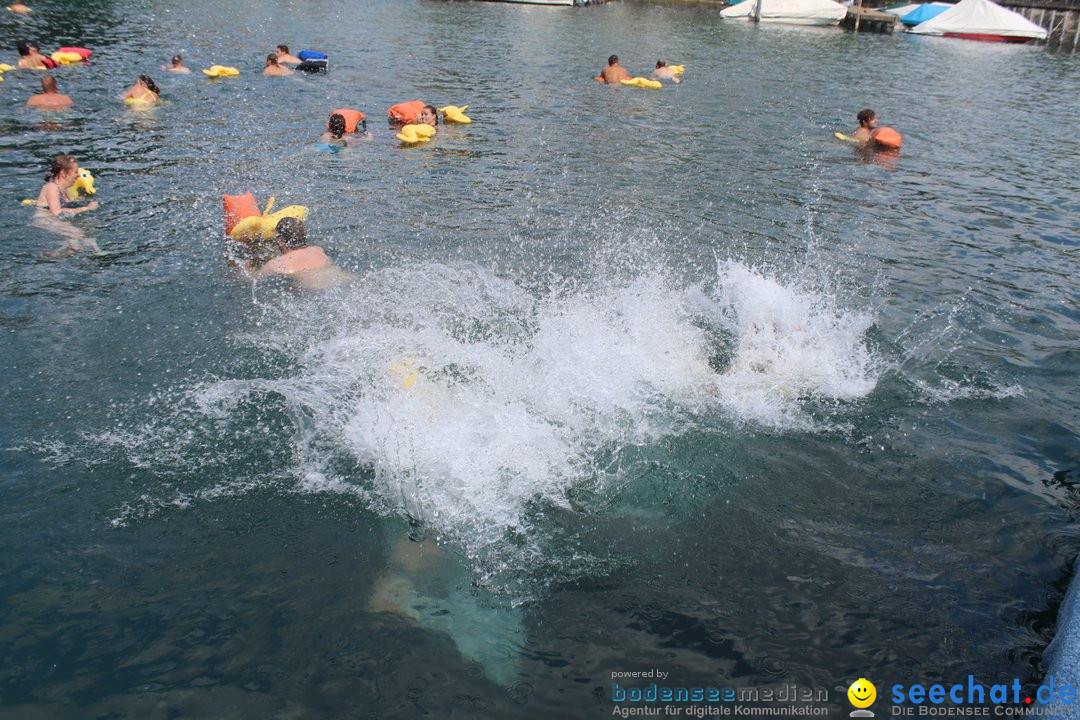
841, 6, 899, 32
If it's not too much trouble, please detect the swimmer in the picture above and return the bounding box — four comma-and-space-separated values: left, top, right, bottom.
416, 105, 438, 126
255, 217, 351, 290
852, 108, 877, 144
597, 54, 630, 84
320, 113, 349, 146
16, 41, 53, 69
122, 74, 160, 104
263, 53, 293, 76
165, 54, 191, 74
31, 153, 100, 258
651, 59, 682, 84
274, 44, 301, 64
26, 76, 72, 110
8, 2, 31, 13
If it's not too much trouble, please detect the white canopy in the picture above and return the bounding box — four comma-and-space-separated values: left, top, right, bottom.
883, 2, 952, 15
720, 0, 847, 23
908, 0, 1047, 38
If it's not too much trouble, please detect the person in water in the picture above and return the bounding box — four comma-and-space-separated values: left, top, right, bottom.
275, 44, 301, 64
651, 59, 681, 84
598, 54, 630, 84
320, 113, 349, 145
16, 41, 54, 69
263, 53, 293, 76
255, 217, 351, 289
8, 2, 31, 13
32, 153, 100, 257
852, 108, 878, 144
166, 54, 191, 73
123, 74, 160, 104
26, 76, 72, 110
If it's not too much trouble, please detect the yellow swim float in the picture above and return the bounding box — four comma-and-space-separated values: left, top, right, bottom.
228, 197, 308, 241
620, 77, 662, 90
202, 65, 240, 78
395, 123, 437, 144
438, 104, 471, 124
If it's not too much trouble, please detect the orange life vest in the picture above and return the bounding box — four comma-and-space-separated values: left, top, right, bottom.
871, 127, 902, 149
223, 192, 260, 236
331, 108, 366, 133
388, 100, 425, 124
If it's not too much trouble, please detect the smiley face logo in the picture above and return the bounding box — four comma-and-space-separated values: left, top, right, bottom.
848, 678, 876, 709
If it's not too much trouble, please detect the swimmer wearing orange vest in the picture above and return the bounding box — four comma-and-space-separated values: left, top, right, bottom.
851, 108, 902, 149
255, 217, 351, 289
387, 100, 438, 126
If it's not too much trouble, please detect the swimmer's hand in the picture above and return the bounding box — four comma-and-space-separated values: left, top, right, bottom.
86, 201, 99, 210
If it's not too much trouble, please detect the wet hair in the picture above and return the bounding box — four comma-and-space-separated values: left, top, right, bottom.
608, 55, 619, 66
277, 45, 289, 54
266, 54, 279, 66
40, 75, 57, 92
422, 104, 438, 125
171, 55, 183, 66
275, 217, 307, 250
17, 41, 31, 56
46, 153, 77, 182
656, 59, 667, 68
857, 108, 876, 127
138, 74, 160, 95
327, 113, 346, 138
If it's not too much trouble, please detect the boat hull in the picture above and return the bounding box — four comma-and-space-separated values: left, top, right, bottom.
942, 31, 1035, 41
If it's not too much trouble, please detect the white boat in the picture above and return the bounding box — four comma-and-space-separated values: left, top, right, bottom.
720, 0, 848, 25
477, 0, 577, 5
907, 0, 1047, 40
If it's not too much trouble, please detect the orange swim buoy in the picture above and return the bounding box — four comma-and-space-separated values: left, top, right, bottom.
330, 108, 366, 133
871, 126, 902, 149
388, 100, 425, 124
56, 47, 92, 60
223, 192, 260, 237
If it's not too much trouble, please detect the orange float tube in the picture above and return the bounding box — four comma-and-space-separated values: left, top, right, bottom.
331, 108, 366, 133
56, 47, 92, 60
388, 100, 425, 124
871, 127, 902, 149
223, 192, 260, 237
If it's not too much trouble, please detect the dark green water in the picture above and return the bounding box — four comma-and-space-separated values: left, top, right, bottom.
1, 0, 1078, 717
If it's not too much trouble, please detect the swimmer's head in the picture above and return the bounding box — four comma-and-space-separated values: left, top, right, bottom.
608, 54, 619, 66
275, 217, 307, 250
47, 153, 78, 183
40, 75, 57, 93
277, 45, 290, 55
857, 108, 877, 128
656, 59, 667, 68
171, 54, 183, 66
266, 54, 279, 66
327, 113, 346, 138
419, 104, 438, 126
17, 41, 31, 56
138, 74, 160, 95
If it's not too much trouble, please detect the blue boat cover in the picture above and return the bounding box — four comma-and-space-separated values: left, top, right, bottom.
900, 3, 950, 24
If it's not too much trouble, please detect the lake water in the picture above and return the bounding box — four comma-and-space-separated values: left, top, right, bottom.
1, 0, 1078, 717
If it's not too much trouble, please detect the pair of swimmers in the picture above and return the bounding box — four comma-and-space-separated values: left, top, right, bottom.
596, 55, 681, 84
229, 217, 350, 290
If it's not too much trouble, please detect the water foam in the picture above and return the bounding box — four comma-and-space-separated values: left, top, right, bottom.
219, 261, 881, 587
50, 259, 880, 590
